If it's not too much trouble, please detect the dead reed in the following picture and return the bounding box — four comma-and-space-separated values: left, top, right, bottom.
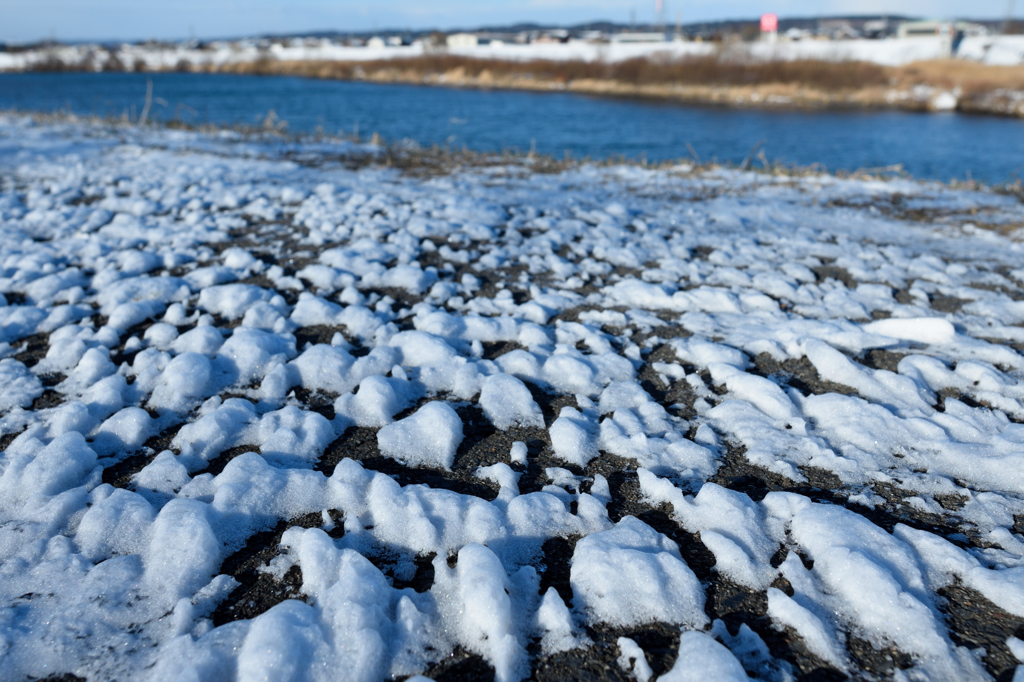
219, 53, 893, 92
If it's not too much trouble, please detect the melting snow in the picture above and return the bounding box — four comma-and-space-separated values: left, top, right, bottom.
2, 114, 1024, 680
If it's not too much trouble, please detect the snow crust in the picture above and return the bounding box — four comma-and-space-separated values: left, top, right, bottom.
2, 115, 1024, 680
377, 401, 464, 469
571, 516, 707, 628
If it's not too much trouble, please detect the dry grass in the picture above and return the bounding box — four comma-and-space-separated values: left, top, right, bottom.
213, 53, 1024, 95
218, 53, 892, 92
201, 53, 1024, 118
894, 59, 1024, 94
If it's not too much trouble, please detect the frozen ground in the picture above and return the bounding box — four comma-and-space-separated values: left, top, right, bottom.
2, 115, 1024, 681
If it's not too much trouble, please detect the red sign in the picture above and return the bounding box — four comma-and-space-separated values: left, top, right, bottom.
760, 13, 779, 32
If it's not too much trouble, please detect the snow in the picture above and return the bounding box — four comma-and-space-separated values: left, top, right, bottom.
766, 586, 848, 669
334, 374, 418, 427
659, 631, 748, 681
376, 400, 464, 469
479, 373, 545, 429
536, 587, 583, 655
617, 637, 654, 681
199, 284, 287, 321
639, 472, 778, 589
862, 316, 957, 345
3, 36, 1024, 72
570, 516, 707, 628
146, 498, 222, 601
0, 358, 43, 412
0, 432, 99, 502
437, 542, 530, 682
3, 114, 1024, 680
549, 406, 599, 466
509, 441, 528, 465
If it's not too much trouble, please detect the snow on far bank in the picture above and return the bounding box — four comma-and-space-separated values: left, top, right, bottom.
450, 34, 1024, 67
2, 35, 1024, 73
2, 115, 1024, 680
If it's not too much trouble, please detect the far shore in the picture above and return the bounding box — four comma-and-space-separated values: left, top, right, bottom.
189, 55, 1024, 118
7, 53, 1024, 119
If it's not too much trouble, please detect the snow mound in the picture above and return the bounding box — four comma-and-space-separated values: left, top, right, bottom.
570, 516, 707, 628
377, 401, 464, 469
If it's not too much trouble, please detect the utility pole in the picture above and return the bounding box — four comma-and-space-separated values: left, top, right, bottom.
1004, 0, 1016, 34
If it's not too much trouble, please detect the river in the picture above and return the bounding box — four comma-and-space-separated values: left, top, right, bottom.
2, 71, 1023, 183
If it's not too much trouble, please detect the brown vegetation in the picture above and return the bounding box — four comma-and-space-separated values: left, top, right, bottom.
894, 59, 1024, 94
216, 53, 891, 92
197, 53, 1024, 117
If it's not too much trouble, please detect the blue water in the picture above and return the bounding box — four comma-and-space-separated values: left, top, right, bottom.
2, 71, 1023, 183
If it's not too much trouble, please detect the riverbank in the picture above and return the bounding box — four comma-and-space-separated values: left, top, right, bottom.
193, 54, 1024, 117
4, 113, 1024, 681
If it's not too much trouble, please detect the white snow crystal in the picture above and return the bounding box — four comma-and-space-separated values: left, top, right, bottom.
549, 407, 599, 466
0, 358, 43, 412
289, 343, 356, 394
171, 325, 224, 356
767, 587, 848, 669
570, 516, 707, 628
377, 401, 464, 469
510, 441, 528, 465
479, 373, 544, 429
76, 487, 155, 561
90, 407, 156, 457
334, 374, 416, 427
144, 498, 221, 602
658, 631, 747, 682
535, 587, 583, 655
436, 543, 529, 682
252, 405, 335, 467
133, 450, 191, 494
863, 317, 957, 345
0, 432, 98, 503
617, 637, 654, 682
198, 284, 287, 321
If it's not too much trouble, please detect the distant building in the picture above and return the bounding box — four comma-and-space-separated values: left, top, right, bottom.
957, 22, 989, 37
817, 19, 859, 40
898, 20, 946, 38
862, 19, 892, 39
611, 32, 667, 43
783, 27, 813, 41
897, 20, 988, 39
446, 33, 479, 48
535, 30, 570, 43
366, 36, 386, 49
578, 30, 608, 43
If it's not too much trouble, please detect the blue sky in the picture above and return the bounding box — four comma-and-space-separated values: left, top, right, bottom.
0, 0, 1011, 43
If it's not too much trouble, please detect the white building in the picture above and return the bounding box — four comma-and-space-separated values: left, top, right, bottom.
898, 20, 948, 38
611, 32, 667, 43
446, 33, 479, 48
897, 20, 989, 40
